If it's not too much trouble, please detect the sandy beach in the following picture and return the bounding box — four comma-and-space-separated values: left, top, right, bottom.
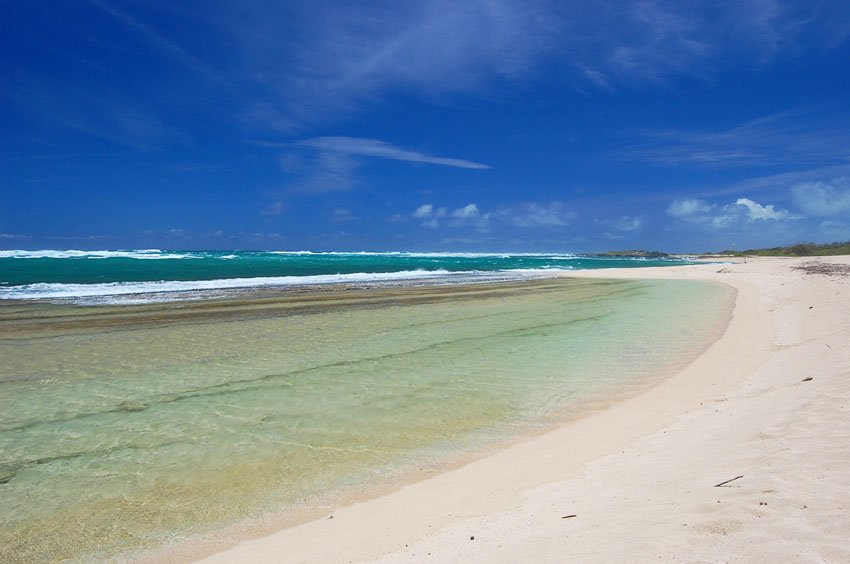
195, 256, 850, 563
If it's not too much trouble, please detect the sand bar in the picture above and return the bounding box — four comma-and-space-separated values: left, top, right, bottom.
193, 256, 850, 563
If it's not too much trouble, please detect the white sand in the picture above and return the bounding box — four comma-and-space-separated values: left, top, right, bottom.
195, 256, 850, 563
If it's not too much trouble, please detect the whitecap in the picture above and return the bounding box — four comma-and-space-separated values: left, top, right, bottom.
0, 249, 196, 260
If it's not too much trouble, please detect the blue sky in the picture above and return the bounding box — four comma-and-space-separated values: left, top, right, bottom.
2, 1, 850, 252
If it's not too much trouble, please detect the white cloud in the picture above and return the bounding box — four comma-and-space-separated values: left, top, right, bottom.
734, 197, 797, 221
412, 204, 447, 219
413, 204, 434, 218
667, 196, 800, 228
297, 137, 490, 170
412, 203, 451, 228
259, 136, 488, 195
790, 177, 850, 216
451, 204, 481, 218
409, 200, 572, 231
667, 198, 714, 218
264, 136, 487, 196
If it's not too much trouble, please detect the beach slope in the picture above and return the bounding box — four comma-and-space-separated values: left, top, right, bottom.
196, 256, 850, 563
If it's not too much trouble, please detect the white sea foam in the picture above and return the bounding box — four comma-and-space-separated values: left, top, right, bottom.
0, 249, 195, 260
0, 269, 563, 303
0, 249, 591, 260
267, 251, 580, 259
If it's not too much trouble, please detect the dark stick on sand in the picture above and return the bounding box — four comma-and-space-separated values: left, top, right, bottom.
714, 475, 744, 487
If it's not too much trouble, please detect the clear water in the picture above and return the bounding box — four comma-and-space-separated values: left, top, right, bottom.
0, 277, 733, 562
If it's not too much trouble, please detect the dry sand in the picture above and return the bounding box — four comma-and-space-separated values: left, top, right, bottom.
196, 256, 850, 563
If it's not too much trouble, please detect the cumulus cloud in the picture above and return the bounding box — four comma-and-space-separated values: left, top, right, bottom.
412, 204, 435, 218
411, 203, 450, 227
407, 201, 573, 232
451, 204, 481, 219
734, 197, 797, 221
667, 198, 715, 218
412, 204, 447, 219
667, 196, 800, 228
790, 177, 850, 216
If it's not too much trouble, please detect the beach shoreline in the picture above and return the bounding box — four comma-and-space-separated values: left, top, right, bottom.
187, 255, 850, 563
2, 273, 729, 563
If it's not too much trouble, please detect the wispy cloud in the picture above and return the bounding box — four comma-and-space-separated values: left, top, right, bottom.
234, 1, 563, 130
330, 208, 357, 222
268, 149, 361, 194
626, 113, 850, 168
89, 0, 218, 80
599, 2, 710, 83
790, 177, 850, 216
255, 136, 488, 195
596, 215, 646, 232
493, 201, 576, 227
685, 164, 850, 200
1, 71, 184, 149
9, 1, 849, 148
261, 200, 285, 216
227, 1, 850, 129
296, 137, 489, 169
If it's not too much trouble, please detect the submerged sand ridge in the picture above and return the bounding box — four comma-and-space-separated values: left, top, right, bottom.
0, 277, 732, 562
196, 256, 850, 563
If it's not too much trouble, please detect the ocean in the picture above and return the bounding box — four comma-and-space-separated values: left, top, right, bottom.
0, 249, 691, 303
0, 250, 731, 562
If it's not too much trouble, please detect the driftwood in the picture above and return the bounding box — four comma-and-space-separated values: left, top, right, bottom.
714, 475, 743, 487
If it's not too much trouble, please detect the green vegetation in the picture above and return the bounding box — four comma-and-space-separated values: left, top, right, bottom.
714, 241, 850, 257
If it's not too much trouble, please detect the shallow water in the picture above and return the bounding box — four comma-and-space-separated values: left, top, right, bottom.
0, 278, 733, 562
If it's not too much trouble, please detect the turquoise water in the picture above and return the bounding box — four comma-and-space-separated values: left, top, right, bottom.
0, 250, 691, 303
0, 277, 733, 562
